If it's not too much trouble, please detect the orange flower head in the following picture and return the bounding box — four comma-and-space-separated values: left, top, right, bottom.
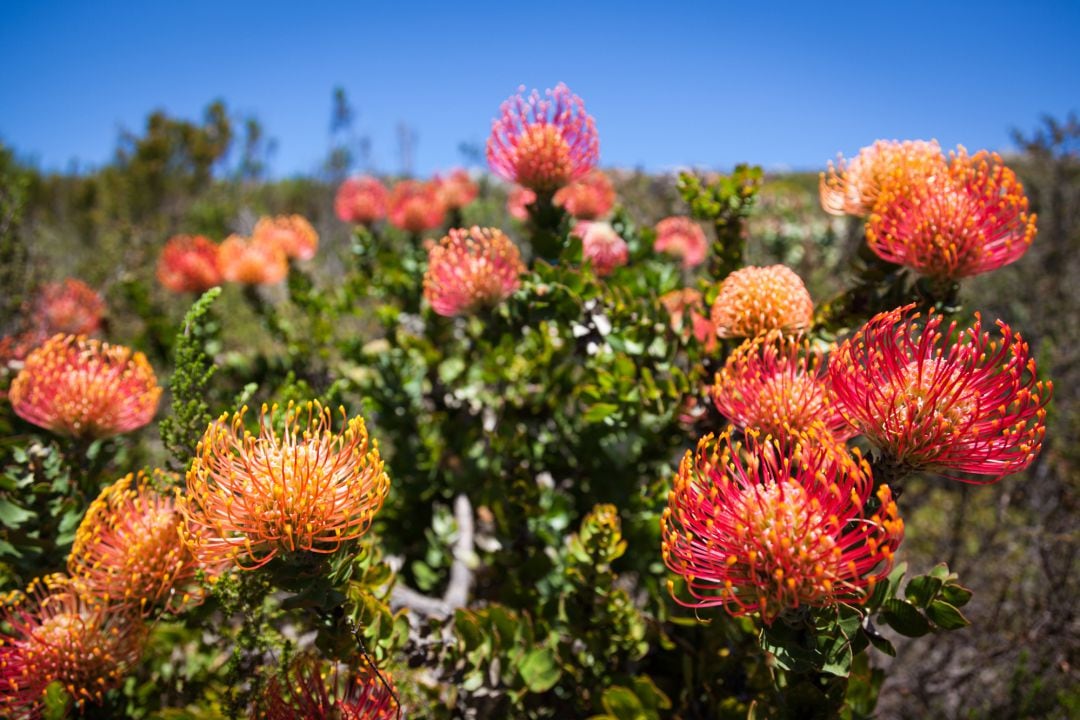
335, 176, 388, 226
9, 334, 161, 439
662, 426, 903, 623
820, 139, 946, 217
157, 235, 222, 293
253, 215, 319, 262
573, 221, 628, 277
219, 234, 289, 285
387, 180, 446, 233
828, 304, 1051, 482
434, 168, 480, 210
33, 279, 106, 336
654, 216, 709, 269
507, 186, 537, 221
179, 402, 390, 570
260, 655, 399, 720
423, 227, 525, 317
553, 170, 616, 220
710, 265, 814, 338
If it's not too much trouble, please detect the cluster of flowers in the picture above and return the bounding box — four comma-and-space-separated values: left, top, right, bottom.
0, 278, 106, 365
335, 168, 478, 234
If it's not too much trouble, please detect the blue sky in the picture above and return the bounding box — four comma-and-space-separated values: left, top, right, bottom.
2, 1, 1078, 178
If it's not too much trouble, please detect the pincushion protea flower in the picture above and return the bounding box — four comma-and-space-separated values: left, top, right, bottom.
179, 402, 390, 570
654, 216, 709, 269
9, 334, 161, 439
710, 332, 854, 440
553, 170, 616, 220
827, 305, 1051, 482
253, 215, 320, 262
387, 180, 446, 233
69, 471, 205, 616
820, 139, 945, 217
866, 148, 1037, 281
661, 426, 904, 623
573, 221, 628, 277
219, 234, 289, 285
423, 226, 525, 317
710, 265, 814, 338
259, 655, 399, 720
33, 279, 106, 336
0, 575, 145, 715
157, 235, 222, 293
487, 83, 599, 193
659, 288, 718, 353
434, 168, 480, 210
507, 186, 537, 221
335, 176, 389, 225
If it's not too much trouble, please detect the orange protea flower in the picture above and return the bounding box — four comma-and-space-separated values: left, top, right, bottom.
661, 426, 903, 624
0, 575, 145, 715
260, 655, 399, 720
179, 402, 390, 570
219, 234, 289, 285
9, 334, 161, 439
423, 226, 525, 317
654, 216, 709, 269
387, 180, 446, 233
335, 176, 389, 226
573, 221, 628, 277
659, 288, 718, 353
828, 305, 1051, 482
820, 139, 945, 217
507, 185, 537, 221
710, 265, 814, 339
69, 471, 205, 616
434, 168, 480, 210
253, 215, 319, 262
866, 148, 1037, 281
33, 279, 106, 336
487, 83, 599, 193
553, 169, 616, 220
156, 234, 222, 293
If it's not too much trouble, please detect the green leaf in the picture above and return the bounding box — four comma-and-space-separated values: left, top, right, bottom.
880, 598, 931, 637
940, 582, 973, 608
518, 648, 561, 693
601, 686, 646, 720
0, 498, 33, 527
583, 403, 619, 423
926, 600, 970, 630
904, 574, 943, 608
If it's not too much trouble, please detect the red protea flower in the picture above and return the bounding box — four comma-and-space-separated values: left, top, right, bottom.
553, 169, 616, 220
507, 185, 537, 221
69, 471, 205, 616
179, 402, 390, 570
260, 655, 399, 720
335, 176, 389, 226
659, 288, 718, 353
387, 180, 446, 233
866, 148, 1037, 281
573, 221, 628, 277
710, 332, 854, 440
219, 234, 289, 285
710, 265, 814, 339
8, 334, 161, 439
820, 139, 945, 217
827, 305, 1051, 482
434, 168, 480, 210
654, 216, 709, 269
0, 575, 145, 716
33, 279, 106, 336
253, 215, 320, 262
661, 426, 904, 623
487, 83, 599, 193
423, 226, 525, 317
157, 234, 223, 293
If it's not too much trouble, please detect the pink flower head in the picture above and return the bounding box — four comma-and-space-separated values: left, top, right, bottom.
553, 170, 616, 220
434, 168, 480, 210
259, 655, 399, 720
33, 279, 106, 336
387, 180, 446, 233
820, 139, 946, 217
573, 221, 628, 277
157, 235, 222, 293
424, 227, 525, 317
659, 288, 718, 353
487, 83, 600, 193
710, 265, 814, 338
252, 215, 319, 262
507, 186, 537, 221
219, 234, 289, 285
335, 176, 389, 226
654, 216, 709, 269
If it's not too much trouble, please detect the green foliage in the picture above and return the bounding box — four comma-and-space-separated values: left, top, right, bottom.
677, 164, 763, 277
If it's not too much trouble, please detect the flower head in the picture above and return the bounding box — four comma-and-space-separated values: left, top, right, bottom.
553, 170, 616, 220
827, 305, 1050, 482
335, 176, 389, 226
157, 235, 222, 293
487, 83, 599, 192
654, 216, 709, 269
260, 655, 399, 720
434, 168, 479, 210
219, 235, 289, 285
179, 402, 390, 570
710, 265, 814, 338
9, 334, 161, 439
573, 221, 628, 277
711, 332, 854, 440
33, 279, 106, 336
253, 215, 319, 262
387, 180, 446, 233
507, 186, 537, 221
820, 139, 946, 217
866, 148, 1037, 281
423, 227, 525, 317
659, 288, 718, 353
662, 426, 903, 623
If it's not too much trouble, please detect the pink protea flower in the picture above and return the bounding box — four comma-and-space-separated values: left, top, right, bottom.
654, 216, 709, 269
259, 655, 399, 720
573, 221, 628, 277
179, 402, 390, 571
156, 235, 222, 293
434, 168, 480, 210
33, 279, 106, 336
710, 265, 814, 338
335, 176, 389, 226
710, 331, 854, 440
387, 180, 446, 233
9, 334, 161, 439
659, 288, 718, 353
219, 234, 289, 285
866, 148, 1037, 281
553, 170, 616, 220
820, 139, 946, 217
253, 215, 319, 262
827, 305, 1051, 483
507, 185, 537, 221
487, 83, 599, 193
423, 226, 525, 317
661, 426, 904, 624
